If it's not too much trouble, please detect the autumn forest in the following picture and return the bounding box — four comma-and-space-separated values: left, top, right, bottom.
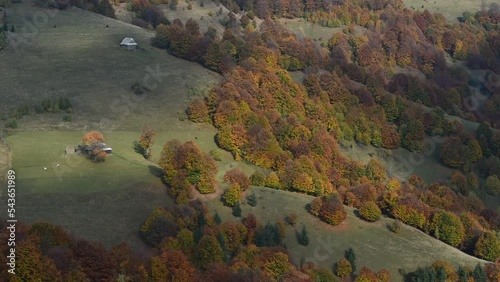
1, 0, 500, 280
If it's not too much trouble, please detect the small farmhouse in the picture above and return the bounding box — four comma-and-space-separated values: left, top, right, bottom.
120, 37, 138, 50
78, 142, 112, 154
98, 142, 113, 154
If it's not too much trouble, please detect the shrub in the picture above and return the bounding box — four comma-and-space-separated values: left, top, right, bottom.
485, 174, 500, 195
309, 197, 322, 217
224, 169, 250, 190
232, 202, 242, 217
246, 191, 257, 207
474, 232, 500, 261
344, 247, 356, 273
296, 225, 309, 246
377, 269, 391, 282
152, 24, 169, 48
138, 126, 156, 160
197, 175, 216, 194
158, 140, 218, 196
209, 149, 222, 161
213, 212, 221, 225
356, 267, 379, 281
430, 210, 465, 247
391, 220, 401, 234
5, 118, 18, 128
187, 98, 209, 123
358, 202, 382, 222
140, 208, 178, 247
392, 204, 426, 229
319, 195, 346, 226
89, 148, 108, 162
12, 104, 29, 119
285, 213, 298, 226
62, 114, 73, 122
40, 97, 72, 113
254, 223, 284, 247
334, 258, 352, 277
250, 171, 266, 186
266, 172, 281, 189
386, 178, 401, 191
34, 104, 44, 113
222, 183, 241, 207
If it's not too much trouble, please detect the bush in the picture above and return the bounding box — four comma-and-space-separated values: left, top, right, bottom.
12, 104, 29, 119
197, 175, 216, 194
358, 201, 382, 222
474, 232, 500, 261
34, 104, 44, 113
187, 98, 209, 123
222, 183, 241, 207
296, 225, 309, 246
246, 10, 255, 19
224, 169, 250, 190
319, 195, 346, 226
5, 118, 18, 128
209, 149, 222, 161
334, 258, 352, 277
62, 114, 73, 122
485, 174, 500, 195
250, 171, 266, 186
169, 1, 176, 10
430, 210, 465, 247
309, 197, 322, 217
266, 172, 281, 189
232, 202, 242, 217
246, 191, 257, 207
344, 247, 356, 273
285, 213, 298, 226
89, 148, 108, 162
391, 220, 401, 234
254, 223, 284, 247
40, 97, 72, 113
214, 212, 222, 225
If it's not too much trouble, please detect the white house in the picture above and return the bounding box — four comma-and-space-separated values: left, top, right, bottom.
120, 37, 138, 50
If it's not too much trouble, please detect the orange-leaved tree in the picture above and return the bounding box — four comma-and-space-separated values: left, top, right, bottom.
82, 131, 105, 146
158, 140, 218, 198
138, 126, 156, 160
81, 131, 107, 162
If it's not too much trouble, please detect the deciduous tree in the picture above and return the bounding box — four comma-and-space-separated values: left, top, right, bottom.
138, 126, 156, 160
358, 201, 382, 222
474, 232, 500, 261
222, 183, 242, 207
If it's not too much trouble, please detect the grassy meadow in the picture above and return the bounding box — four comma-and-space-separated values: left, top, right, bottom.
208, 187, 487, 279
0, 3, 220, 132
402, 0, 496, 23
